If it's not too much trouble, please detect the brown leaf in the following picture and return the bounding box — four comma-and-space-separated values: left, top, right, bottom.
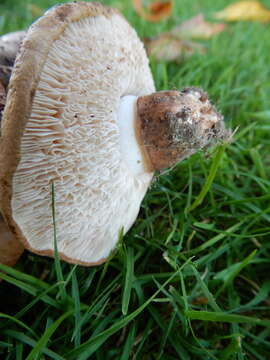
133, 0, 172, 22
28, 4, 44, 18
214, 1, 270, 23
172, 13, 226, 40
144, 33, 205, 62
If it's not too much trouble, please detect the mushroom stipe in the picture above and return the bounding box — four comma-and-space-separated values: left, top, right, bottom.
0, 1, 229, 266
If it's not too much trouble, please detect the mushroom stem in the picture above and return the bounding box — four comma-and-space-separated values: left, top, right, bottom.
136, 88, 228, 171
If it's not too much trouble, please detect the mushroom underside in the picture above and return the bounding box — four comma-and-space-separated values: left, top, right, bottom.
1, 4, 155, 265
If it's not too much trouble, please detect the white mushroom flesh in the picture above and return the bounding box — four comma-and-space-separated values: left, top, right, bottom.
11, 14, 155, 263
117, 95, 147, 176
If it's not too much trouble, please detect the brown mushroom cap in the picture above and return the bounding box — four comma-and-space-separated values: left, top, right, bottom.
0, 2, 155, 265
0, 30, 26, 67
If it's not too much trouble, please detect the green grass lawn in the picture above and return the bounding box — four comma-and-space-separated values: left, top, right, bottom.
1, 0, 270, 359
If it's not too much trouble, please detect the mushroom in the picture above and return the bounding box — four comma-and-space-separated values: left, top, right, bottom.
0, 2, 228, 266
0, 30, 26, 101
0, 30, 26, 124
0, 30, 26, 67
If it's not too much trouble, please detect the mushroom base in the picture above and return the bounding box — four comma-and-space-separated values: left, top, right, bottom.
137, 88, 228, 171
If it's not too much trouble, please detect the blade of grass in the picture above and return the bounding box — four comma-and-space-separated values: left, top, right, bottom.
157, 310, 177, 360
26, 310, 74, 360
215, 250, 257, 296
122, 247, 134, 315
71, 274, 121, 342
71, 271, 81, 346
190, 264, 222, 312
0, 273, 61, 309
133, 319, 154, 359
187, 144, 226, 212
119, 322, 136, 360
66, 259, 192, 359
51, 181, 67, 303
249, 148, 267, 180
148, 305, 190, 359
185, 310, 270, 326
219, 337, 241, 360
0, 262, 49, 290
187, 221, 243, 255
3, 330, 65, 360
0, 313, 37, 338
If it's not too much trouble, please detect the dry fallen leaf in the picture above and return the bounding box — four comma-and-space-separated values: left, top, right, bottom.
144, 12, 225, 62
172, 13, 226, 40
144, 34, 205, 62
133, 0, 172, 22
214, 0, 270, 22
28, 4, 44, 17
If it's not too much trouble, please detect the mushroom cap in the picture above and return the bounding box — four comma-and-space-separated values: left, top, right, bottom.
0, 2, 155, 265
0, 30, 26, 66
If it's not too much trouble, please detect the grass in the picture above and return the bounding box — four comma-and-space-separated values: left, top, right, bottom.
0, 0, 270, 359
